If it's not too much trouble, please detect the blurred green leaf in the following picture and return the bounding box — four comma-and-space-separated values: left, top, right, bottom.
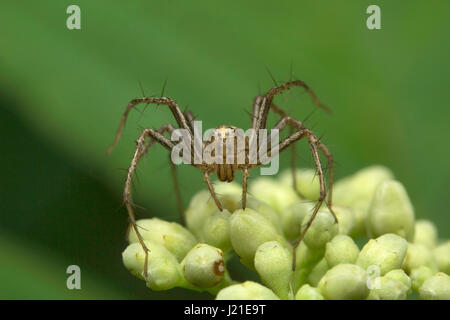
0, 0, 449, 299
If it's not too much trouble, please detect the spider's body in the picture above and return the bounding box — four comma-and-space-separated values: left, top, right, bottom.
108, 80, 338, 276
202, 125, 256, 182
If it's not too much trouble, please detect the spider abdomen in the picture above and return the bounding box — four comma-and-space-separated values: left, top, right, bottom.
216, 164, 237, 182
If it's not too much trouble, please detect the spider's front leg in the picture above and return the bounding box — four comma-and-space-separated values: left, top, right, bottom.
139, 124, 185, 222
241, 167, 250, 209
274, 124, 337, 270
123, 127, 174, 279
203, 170, 223, 211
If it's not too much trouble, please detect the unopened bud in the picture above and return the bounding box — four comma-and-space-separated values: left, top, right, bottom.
356, 233, 408, 276
403, 243, 437, 274
367, 276, 409, 300
249, 177, 298, 213
185, 190, 219, 238
410, 266, 434, 292
202, 210, 232, 253
318, 264, 369, 300
325, 235, 360, 268
302, 210, 338, 250
413, 220, 438, 249
229, 208, 286, 268
128, 218, 197, 262
216, 281, 280, 300
333, 166, 394, 237
254, 241, 293, 300
279, 168, 320, 201
419, 273, 450, 300
295, 284, 324, 300
280, 201, 314, 241
122, 241, 182, 290
433, 241, 450, 274
181, 244, 225, 288
367, 180, 415, 241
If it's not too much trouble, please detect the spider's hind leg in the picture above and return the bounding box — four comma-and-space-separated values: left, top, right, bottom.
123, 127, 174, 279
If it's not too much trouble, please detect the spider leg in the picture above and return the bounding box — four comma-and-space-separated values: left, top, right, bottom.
251, 95, 263, 129
269, 124, 336, 270
124, 127, 174, 279
107, 97, 192, 154
203, 170, 223, 211
184, 110, 196, 128
317, 141, 335, 215
271, 105, 306, 199
272, 108, 336, 220
169, 154, 184, 223
139, 124, 185, 223
255, 80, 331, 132
241, 167, 250, 209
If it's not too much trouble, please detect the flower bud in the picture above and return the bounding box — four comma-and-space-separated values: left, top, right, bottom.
216, 281, 280, 300
295, 284, 324, 300
279, 168, 320, 201
128, 218, 197, 262
410, 266, 434, 292
185, 190, 219, 238
367, 276, 409, 300
213, 181, 242, 212
181, 244, 225, 288
318, 205, 355, 236
230, 208, 286, 268
333, 165, 394, 206
214, 181, 242, 196
318, 264, 369, 300
403, 243, 437, 274
413, 220, 438, 249
385, 269, 411, 294
325, 235, 360, 268
331, 206, 355, 235
280, 201, 314, 240
333, 166, 394, 237
419, 273, 450, 300
202, 210, 232, 253
307, 258, 329, 287
122, 241, 182, 290
254, 241, 293, 300
249, 177, 298, 213
302, 210, 338, 250
357, 234, 408, 276
366, 180, 415, 241
293, 242, 325, 290
244, 197, 283, 234
433, 241, 450, 274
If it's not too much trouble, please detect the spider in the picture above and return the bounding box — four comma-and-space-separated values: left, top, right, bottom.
108, 80, 338, 277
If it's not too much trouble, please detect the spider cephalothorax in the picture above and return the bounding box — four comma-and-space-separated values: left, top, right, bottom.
108, 80, 338, 276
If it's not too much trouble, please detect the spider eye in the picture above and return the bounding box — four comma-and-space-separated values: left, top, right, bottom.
217, 133, 222, 137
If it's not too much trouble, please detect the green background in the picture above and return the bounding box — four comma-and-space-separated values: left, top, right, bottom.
0, 1, 448, 299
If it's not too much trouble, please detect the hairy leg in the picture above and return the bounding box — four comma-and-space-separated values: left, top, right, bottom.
255, 80, 331, 132
137, 124, 185, 222
123, 127, 174, 278
271, 104, 306, 199
107, 97, 192, 154
203, 170, 223, 211
241, 167, 250, 209
270, 124, 337, 270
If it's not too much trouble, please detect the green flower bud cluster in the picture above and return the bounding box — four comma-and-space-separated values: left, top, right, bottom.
122, 166, 449, 300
